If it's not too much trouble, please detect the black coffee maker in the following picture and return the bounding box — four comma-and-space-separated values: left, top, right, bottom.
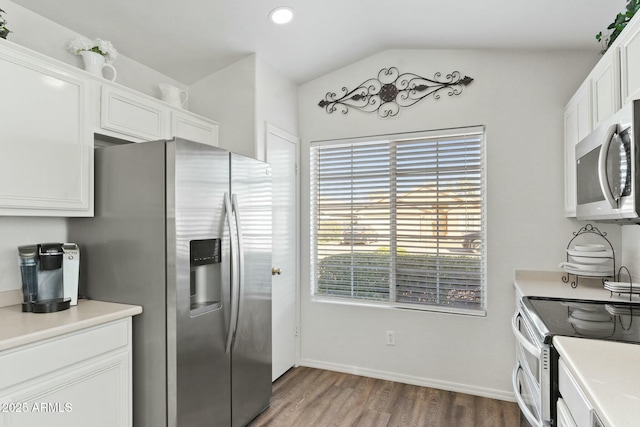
19, 243, 77, 313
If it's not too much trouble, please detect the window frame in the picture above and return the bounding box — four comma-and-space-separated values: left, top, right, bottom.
309, 126, 487, 316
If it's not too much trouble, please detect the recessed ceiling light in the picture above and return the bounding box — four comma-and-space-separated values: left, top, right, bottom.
269, 7, 294, 25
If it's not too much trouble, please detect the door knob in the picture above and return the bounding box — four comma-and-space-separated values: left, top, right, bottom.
272, 267, 281, 276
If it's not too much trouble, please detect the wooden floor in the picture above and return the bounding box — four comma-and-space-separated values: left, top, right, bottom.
249, 367, 520, 427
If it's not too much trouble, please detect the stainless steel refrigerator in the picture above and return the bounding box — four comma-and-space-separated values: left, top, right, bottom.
68, 138, 272, 427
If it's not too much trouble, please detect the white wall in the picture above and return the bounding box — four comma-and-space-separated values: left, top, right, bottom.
297, 49, 622, 399
189, 55, 257, 157
2, 1, 186, 98
189, 54, 299, 159
0, 2, 187, 293
255, 57, 299, 160
621, 226, 640, 281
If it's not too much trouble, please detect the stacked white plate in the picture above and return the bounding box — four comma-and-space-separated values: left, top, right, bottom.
560, 243, 614, 276
604, 281, 640, 295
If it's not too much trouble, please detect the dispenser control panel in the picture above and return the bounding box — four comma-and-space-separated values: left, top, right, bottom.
189, 239, 221, 266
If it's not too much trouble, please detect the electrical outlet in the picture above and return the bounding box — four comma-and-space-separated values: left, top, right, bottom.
386, 330, 395, 346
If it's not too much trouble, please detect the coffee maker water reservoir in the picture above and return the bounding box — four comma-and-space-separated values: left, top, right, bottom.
18, 243, 79, 313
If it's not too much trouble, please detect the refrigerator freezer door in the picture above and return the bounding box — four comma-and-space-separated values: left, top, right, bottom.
168, 139, 232, 427
230, 154, 273, 427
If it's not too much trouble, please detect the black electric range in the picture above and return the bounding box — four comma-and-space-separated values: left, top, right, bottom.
522, 296, 640, 345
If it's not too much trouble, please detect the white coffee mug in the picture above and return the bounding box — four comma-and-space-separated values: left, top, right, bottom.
159, 83, 188, 108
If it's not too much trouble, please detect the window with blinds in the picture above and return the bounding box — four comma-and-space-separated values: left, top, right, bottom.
310, 127, 486, 315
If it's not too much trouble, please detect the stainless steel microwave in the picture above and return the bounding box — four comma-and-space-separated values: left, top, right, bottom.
576, 100, 640, 222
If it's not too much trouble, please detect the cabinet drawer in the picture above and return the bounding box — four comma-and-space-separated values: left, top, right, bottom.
558, 358, 592, 427
0, 319, 130, 390
101, 86, 166, 141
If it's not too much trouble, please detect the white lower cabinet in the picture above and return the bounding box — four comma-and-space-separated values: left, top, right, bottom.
557, 398, 578, 427
558, 358, 594, 427
0, 319, 132, 427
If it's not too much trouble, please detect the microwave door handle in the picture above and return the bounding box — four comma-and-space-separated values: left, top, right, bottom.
598, 125, 619, 209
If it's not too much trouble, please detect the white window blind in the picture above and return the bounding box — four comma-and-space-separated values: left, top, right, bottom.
310, 127, 486, 315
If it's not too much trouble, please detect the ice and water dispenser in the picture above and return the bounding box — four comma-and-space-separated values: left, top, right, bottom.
18, 243, 79, 313
189, 239, 222, 315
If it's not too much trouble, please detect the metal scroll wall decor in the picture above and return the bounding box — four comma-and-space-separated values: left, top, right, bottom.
318, 67, 473, 118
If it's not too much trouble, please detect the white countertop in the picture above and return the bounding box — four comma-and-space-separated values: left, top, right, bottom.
0, 299, 142, 352
554, 336, 640, 427
514, 271, 640, 427
514, 270, 640, 302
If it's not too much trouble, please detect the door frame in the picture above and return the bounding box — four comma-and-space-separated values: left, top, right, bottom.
265, 122, 301, 370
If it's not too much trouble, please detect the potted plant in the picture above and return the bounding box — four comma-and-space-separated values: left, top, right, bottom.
67, 36, 118, 63
597, 0, 640, 53
0, 8, 10, 39
67, 36, 118, 80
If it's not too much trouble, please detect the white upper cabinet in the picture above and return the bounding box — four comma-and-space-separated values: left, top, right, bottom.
0, 40, 96, 216
0, 39, 219, 217
564, 81, 592, 217
100, 85, 218, 146
619, 15, 640, 106
590, 47, 620, 128
170, 110, 218, 146
563, 13, 640, 218
100, 85, 166, 142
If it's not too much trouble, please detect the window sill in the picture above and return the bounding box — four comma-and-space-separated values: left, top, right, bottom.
310, 295, 487, 317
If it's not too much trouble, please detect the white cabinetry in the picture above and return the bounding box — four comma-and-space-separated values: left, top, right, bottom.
0, 319, 132, 427
100, 86, 166, 142
0, 39, 219, 218
590, 48, 620, 129
556, 398, 578, 427
619, 15, 640, 106
0, 41, 95, 216
563, 81, 592, 217
99, 86, 218, 146
558, 358, 594, 427
170, 110, 218, 146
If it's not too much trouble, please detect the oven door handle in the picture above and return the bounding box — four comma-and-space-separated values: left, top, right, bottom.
512, 364, 544, 427
512, 311, 542, 358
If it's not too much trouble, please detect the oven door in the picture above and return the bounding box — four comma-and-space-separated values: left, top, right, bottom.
512, 310, 548, 427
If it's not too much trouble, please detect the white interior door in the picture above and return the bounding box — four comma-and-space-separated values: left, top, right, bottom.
266, 124, 299, 381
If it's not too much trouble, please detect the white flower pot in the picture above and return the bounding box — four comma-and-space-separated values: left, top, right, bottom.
80, 51, 117, 81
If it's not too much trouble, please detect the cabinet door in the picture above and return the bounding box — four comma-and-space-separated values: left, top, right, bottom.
0, 44, 93, 216
591, 48, 620, 128
101, 85, 166, 141
556, 398, 578, 427
620, 17, 640, 105
0, 319, 132, 427
558, 358, 592, 427
564, 82, 592, 217
170, 111, 218, 146
0, 353, 130, 427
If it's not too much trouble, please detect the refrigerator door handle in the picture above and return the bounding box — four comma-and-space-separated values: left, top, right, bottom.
231, 193, 245, 351
225, 192, 239, 355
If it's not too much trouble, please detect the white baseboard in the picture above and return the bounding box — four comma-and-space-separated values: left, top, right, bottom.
297, 358, 516, 403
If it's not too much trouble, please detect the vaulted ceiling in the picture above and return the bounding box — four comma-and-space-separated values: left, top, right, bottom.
13, 0, 626, 85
